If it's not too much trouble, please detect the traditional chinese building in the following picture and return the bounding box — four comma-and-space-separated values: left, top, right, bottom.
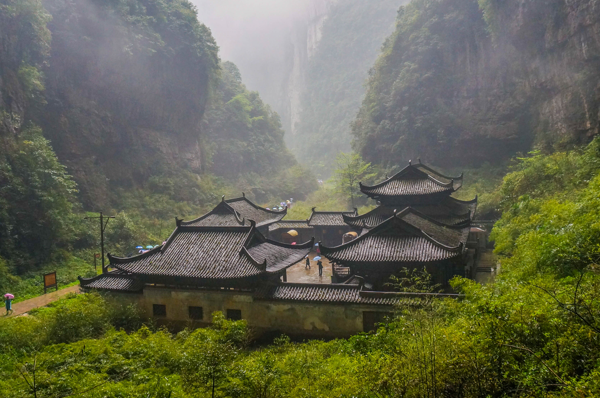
359, 160, 466, 207
79, 208, 433, 337
322, 160, 479, 288
322, 208, 470, 288
79, 168, 472, 336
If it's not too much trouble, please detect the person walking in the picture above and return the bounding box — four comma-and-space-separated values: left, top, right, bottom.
4, 293, 14, 315
305, 255, 311, 269
317, 260, 323, 277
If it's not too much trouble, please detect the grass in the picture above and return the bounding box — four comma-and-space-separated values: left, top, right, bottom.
7, 255, 97, 303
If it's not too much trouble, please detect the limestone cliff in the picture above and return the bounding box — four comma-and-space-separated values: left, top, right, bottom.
353, 0, 600, 168
275, 0, 336, 140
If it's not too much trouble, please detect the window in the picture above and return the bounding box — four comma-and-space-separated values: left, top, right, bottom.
227, 309, 242, 321
153, 304, 166, 317
189, 306, 203, 320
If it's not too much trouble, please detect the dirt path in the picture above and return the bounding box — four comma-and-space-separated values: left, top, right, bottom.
3, 285, 81, 318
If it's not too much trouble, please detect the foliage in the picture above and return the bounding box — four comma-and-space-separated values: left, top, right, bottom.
352, 0, 497, 169
333, 152, 376, 208
39, 0, 220, 210
2, 270, 600, 397
0, 126, 79, 271
491, 139, 600, 277
292, 0, 399, 178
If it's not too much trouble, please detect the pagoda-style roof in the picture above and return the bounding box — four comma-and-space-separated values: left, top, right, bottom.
182, 194, 286, 228
321, 208, 468, 265
344, 196, 477, 229
103, 223, 312, 283
359, 161, 463, 203
268, 220, 311, 232
308, 208, 358, 227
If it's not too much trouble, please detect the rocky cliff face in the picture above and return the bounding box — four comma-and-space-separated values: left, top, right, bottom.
494, 0, 600, 147
275, 0, 335, 140
291, 0, 401, 176
353, 0, 600, 169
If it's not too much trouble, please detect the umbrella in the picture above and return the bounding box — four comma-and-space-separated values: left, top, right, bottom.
291, 242, 297, 245
314, 242, 319, 246
136, 246, 143, 249
4, 293, 14, 299
313, 256, 322, 261
146, 245, 153, 249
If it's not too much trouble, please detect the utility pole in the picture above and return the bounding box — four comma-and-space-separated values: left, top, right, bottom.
84, 212, 115, 274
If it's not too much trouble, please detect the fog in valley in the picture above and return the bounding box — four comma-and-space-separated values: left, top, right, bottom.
193, 0, 333, 134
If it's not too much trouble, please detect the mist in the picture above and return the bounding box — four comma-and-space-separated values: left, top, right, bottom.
192, 0, 330, 123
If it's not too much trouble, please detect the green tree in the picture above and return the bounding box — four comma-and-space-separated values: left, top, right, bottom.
0, 127, 78, 270
333, 152, 375, 207
182, 312, 247, 398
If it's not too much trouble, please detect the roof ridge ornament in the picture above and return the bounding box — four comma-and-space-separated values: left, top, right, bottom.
242, 192, 245, 197
175, 217, 181, 227
221, 195, 225, 202
409, 159, 412, 165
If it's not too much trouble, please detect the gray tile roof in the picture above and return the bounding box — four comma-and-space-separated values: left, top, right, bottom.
79, 272, 142, 292
344, 197, 477, 229
255, 283, 459, 305
247, 240, 312, 273
107, 225, 313, 280
183, 196, 286, 228
308, 208, 357, 226
185, 213, 245, 227
226, 197, 286, 227
321, 210, 466, 264
268, 220, 311, 232
360, 162, 463, 198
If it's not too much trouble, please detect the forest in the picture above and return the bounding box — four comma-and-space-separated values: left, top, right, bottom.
1, 0, 600, 396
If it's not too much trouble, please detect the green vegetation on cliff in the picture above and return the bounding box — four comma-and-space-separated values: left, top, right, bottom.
353, 0, 600, 169
205, 62, 317, 202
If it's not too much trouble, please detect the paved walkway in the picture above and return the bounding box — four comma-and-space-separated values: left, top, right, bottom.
286, 250, 333, 284
3, 285, 81, 318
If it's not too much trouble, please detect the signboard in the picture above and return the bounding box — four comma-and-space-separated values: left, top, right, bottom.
43, 271, 58, 294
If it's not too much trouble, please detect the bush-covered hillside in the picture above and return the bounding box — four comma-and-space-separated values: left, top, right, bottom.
353, 0, 600, 169
292, 0, 400, 177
